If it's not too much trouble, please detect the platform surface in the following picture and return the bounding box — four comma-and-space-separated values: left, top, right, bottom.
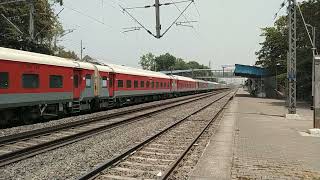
190, 88, 320, 180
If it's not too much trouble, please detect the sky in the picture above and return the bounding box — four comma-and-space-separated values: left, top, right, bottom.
53, 0, 295, 69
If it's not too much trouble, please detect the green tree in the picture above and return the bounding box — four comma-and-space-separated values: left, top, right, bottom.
139, 53, 155, 70
139, 52, 210, 75
256, 0, 320, 100
154, 53, 176, 71
255, 16, 288, 71
56, 47, 79, 60
174, 58, 188, 70
0, 1, 62, 54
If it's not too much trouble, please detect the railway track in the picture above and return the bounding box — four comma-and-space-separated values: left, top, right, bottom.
0, 91, 226, 167
78, 90, 235, 180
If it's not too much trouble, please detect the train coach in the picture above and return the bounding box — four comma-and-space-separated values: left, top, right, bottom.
0, 47, 102, 124
0, 47, 227, 126
105, 64, 173, 106
172, 75, 197, 95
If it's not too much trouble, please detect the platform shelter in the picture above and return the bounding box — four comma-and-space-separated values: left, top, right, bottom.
234, 64, 275, 97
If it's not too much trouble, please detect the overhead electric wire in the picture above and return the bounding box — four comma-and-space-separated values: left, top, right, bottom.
170, 0, 199, 37
63, 4, 112, 29
193, 1, 200, 17
162, 0, 193, 6
123, 4, 154, 10
34, 8, 64, 39
274, 0, 287, 20
119, 4, 156, 38
161, 0, 194, 37
1, 14, 24, 35
297, 2, 317, 54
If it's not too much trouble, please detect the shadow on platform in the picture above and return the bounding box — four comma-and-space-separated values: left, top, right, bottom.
228, 111, 285, 118
235, 93, 252, 98
236, 93, 312, 110
264, 101, 311, 110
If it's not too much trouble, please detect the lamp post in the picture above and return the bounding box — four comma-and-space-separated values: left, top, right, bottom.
80, 40, 85, 61
306, 24, 316, 109
275, 63, 281, 91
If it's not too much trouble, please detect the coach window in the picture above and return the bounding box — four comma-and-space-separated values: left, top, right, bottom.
151, 81, 154, 88
140, 81, 145, 88
0, 72, 9, 89
134, 80, 138, 88
85, 74, 92, 88
22, 74, 39, 88
126, 80, 132, 88
164, 82, 166, 88
155, 82, 159, 89
118, 80, 123, 88
49, 75, 63, 88
102, 77, 108, 88
160, 82, 163, 88
146, 81, 150, 88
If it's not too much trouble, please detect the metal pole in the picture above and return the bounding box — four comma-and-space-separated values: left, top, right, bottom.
286, 51, 290, 107
312, 27, 317, 128
29, 0, 34, 41
288, 0, 297, 114
155, 0, 161, 39
314, 56, 320, 128
312, 26, 316, 110
191, 69, 194, 78
276, 65, 278, 91
80, 40, 83, 60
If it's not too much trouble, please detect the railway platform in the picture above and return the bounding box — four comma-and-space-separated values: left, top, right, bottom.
190, 88, 320, 180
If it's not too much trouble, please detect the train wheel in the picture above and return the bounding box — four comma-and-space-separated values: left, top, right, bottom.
20, 107, 39, 125
0, 110, 16, 128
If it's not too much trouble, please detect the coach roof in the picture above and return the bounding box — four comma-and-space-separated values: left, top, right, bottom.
0, 47, 82, 68
105, 63, 172, 79
95, 64, 113, 72
194, 79, 207, 83
172, 75, 197, 82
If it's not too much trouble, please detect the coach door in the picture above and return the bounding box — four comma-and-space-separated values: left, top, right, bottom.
108, 73, 115, 97
73, 70, 81, 99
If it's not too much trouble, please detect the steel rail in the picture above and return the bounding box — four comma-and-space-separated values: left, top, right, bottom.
77, 90, 234, 180
0, 91, 217, 145
160, 92, 235, 179
0, 91, 224, 167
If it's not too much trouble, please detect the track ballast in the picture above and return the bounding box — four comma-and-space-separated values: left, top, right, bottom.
78, 90, 235, 180
0, 91, 226, 167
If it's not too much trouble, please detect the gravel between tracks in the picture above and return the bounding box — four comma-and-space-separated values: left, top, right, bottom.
168, 92, 234, 179
0, 92, 229, 180
0, 93, 209, 137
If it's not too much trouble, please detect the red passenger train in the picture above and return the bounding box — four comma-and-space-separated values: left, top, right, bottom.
0, 47, 227, 126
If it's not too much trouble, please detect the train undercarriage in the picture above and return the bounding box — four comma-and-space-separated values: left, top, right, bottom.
0, 90, 215, 128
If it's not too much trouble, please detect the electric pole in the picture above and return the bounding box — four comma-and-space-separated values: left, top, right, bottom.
155, 0, 161, 38
80, 40, 83, 60
287, 0, 297, 114
120, 0, 194, 39
28, 0, 34, 41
